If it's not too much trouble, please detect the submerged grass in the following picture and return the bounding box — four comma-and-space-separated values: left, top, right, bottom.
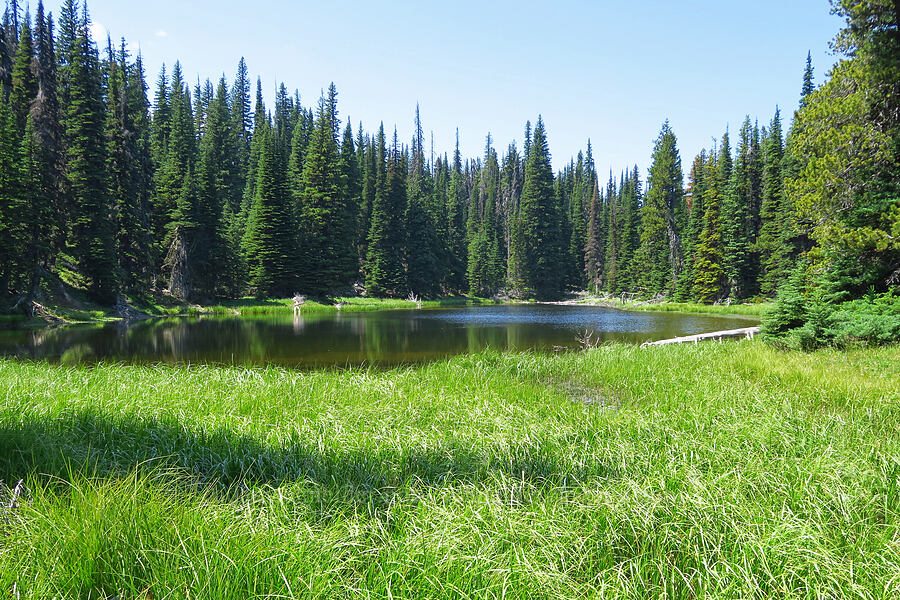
1, 341, 898, 598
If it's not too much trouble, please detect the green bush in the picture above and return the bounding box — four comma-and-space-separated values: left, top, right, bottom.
764, 285, 900, 350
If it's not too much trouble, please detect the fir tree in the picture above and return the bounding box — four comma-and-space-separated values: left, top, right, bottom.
63, 8, 117, 302
10, 8, 35, 133
692, 151, 726, 302
406, 105, 440, 296
445, 130, 467, 293
339, 121, 361, 281
299, 83, 356, 294
0, 100, 23, 294
516, 116, 562, 300
243, 123, 297, 297
365, 126, 406, 297
800, 51, 814, 108
583, 181, 604, 291
722, 118, 758, 298
635, 121, 682, 296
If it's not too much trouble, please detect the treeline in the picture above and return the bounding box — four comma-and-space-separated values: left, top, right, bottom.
0, 0, 896, 309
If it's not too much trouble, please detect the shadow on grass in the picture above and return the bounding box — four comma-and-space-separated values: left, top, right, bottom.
0, 409, 613, 511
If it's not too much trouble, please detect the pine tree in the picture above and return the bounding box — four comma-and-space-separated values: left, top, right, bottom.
30, 1, 66, 272
757, 109, 789, 295
635, 121, 682, 296
63, 8, 117, 302
800, 51, 814, 108
675, 152, 707, 300
0, 100, 24, 294
406, 105, 440, 296
196, 76, 242, 297
365, 125, 406, 297
104, 37, 143, 293
692, 151, 726, 302
445, 131, 467, 293
722, 123, 756, 298
617, 166, 642, 290
242, 123, 297, 297
231, 57, 251, 172
583, 181, 604, 291
516, 116, 562, 300
298, 83, 356, 294
10, 8, 35, 133
339, 121, 361, 283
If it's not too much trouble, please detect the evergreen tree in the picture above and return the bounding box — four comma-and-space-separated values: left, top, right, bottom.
299, 83, 356, 294
10, 8, 35, 133
466, 134, 504, 297
0, 100, 24, 294
692, 151, 726, 302
583, 181, 604, 291
365, 125, 406, 297
515, 116, 562, 300
231, 57, 251, 171
339, 121, 361, 282
104, 37, 146, 293
800, 51, 814, 108
757, 109, 790, 295
722, 122, 757, 298
242, 123, 297, 297
30, 1, 66, 271
406, 105, 440, 296
445, 130, 467, 293
635, 121, 682, 296
196, 76, 242, 297
675, 152, 707, 300
63, 8, 117, 302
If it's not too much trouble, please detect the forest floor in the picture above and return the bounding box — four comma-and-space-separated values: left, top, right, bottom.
1, 340, 897, 598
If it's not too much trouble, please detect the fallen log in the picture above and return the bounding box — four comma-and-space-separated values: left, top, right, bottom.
641, 326, 760, 347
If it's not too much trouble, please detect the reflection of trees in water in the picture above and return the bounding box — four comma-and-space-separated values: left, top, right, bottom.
0, 310, 760, 366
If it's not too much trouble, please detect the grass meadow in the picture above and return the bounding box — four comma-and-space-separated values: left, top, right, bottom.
0, 340, 898, 598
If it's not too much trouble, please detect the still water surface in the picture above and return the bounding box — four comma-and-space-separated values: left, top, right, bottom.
0, 305, 758, 367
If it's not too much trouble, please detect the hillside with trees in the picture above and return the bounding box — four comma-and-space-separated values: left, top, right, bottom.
0, 0, 896, 344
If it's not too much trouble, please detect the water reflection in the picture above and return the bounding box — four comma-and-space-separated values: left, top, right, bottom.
0, 305, 758, 367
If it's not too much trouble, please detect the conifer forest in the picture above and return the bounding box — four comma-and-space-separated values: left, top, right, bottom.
0, 0, 897, 320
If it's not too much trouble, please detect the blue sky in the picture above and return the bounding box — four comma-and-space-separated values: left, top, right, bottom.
61, 0, 842, 174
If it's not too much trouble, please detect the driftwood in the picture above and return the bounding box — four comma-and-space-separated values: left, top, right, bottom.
1, 479, 28, 525
641, 326, 760, 348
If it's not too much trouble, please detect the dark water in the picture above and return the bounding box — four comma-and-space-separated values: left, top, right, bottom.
0, 305, 758, 367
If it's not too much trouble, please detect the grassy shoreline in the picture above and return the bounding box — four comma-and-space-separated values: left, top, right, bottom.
1, 340, 897, 597
2, 293, 767, 328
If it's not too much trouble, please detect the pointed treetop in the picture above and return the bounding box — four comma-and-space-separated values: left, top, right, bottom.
800, 51, 814, 107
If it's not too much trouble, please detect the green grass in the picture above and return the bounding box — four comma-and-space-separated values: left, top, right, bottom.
199, 296, 499, 315
1, 341, 898, 597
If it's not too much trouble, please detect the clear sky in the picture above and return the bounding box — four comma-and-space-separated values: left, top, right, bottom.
53, 0, 842, 175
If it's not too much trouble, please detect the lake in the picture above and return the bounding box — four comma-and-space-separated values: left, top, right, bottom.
0, 305, 758, 367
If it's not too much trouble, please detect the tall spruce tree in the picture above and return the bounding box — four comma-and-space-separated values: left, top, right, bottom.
692, 150, 727, 302
723, 122, 756, 298
242, 122, 297, 297
299, 83, 356, 294
406, 106, 440, 296
583, 180, 604, 291
366, 126, 406, 297
635, 121, 682, 296
514, 117, 563, 299
63, 7, 117, 302
0, 99, 23, 294
10, 8, 35, 133
757, 109, 789, 295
